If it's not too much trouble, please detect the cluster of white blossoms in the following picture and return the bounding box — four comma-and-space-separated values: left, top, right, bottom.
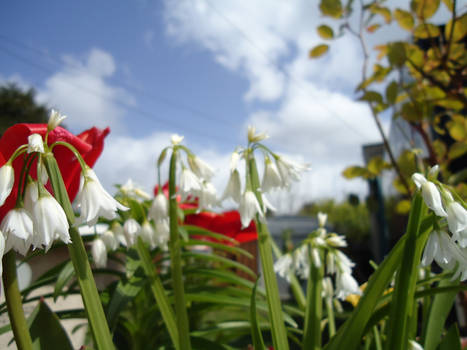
0, 111, 128, 263
274, 212, 362, 300
412, 166, 467, 280
221, 126, 309, 228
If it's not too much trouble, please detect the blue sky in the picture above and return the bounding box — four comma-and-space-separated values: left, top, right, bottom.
1, 0, 455, 212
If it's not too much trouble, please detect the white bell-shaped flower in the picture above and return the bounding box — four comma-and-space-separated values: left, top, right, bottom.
47, 109, 67, 131
446, 201, 467, 234
261, 157, 282, 193
27, 134, 44, 154
179, 167, 202, 200
1, 208, 33, 256
189, 156, 214, 181
274, 254, 293, 282
275, 156, 309, 188
326, 234, 347, 248
111, 222, 128, 247
149, 192, 169, 222
197, 181, 218, 211
0, 164, 14, 206
31, 191, 70, 251
412, 173, 447, 217
335, 271, 361, 300
247, 125, 269, 143
101, 230, 119, 251
221, 169, 242, 204
239, 191, 263, 228
123, 218, 141, 246
76, 167, 129, 225
140, 221, 156, 249
422, 230, 458, 268
318, 212, 327, 227
92, 238, 107, 268
154, 218, 170, 250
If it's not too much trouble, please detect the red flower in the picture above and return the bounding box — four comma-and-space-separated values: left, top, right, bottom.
0, 124, 110, 220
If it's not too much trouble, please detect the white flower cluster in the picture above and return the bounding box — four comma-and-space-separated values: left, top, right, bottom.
412, 167, 467, 280
0, 112, 128, 261
221, 127, 309, 228
273, 212, 361, 300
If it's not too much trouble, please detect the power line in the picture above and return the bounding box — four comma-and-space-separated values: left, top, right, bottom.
202, 0, 373, 141
0, 33, 239, 129
0, 44, 238, 145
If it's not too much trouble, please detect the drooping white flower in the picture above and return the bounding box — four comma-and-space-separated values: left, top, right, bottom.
326, 234, 347, 248
318, 212, 327, 227
408, 340, 424, 350
149, 192, 168, 222
92, 238, 107, 268
322, 277, 334, 298
120, 179, 151, 199
189, 156, 214, 181
140, 221, 156, 249
0, 164, 14, 206
1, 208, 33, 255
275, 156, 309, 188
311, 246, 322, 268
274, 254, 293, 282
31, 191, 70, 251
111, 222, 128, 247
123, 218, 141, 246
422, 231, 452, 267
221, 169, 242, 203
101, 230, 119, 251
154, 218, 170, 250
230, 151, 240, 171
197, 181, 218, 211
335, 271, 361, 300
412, 173, 447, 217
239, 191, 263, 228
294, 244, 310, 279
261, 194, 276, 215
47, 109, 67, 131
446, 201, 467, 234
23, 181, 38, 213
261, 157, 282, 193
453, 227, 467, 248
171, 134, 184, 145
247, 125, 269, 143
334, 250, 355, 275
76, 167, 129, 225
27, 134, 44, 154
179, 167, 202, 200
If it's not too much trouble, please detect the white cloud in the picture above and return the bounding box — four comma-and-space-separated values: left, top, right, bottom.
36, 48, 133, 134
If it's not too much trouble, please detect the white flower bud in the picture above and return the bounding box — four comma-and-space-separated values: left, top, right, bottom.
48, 109, 67, 131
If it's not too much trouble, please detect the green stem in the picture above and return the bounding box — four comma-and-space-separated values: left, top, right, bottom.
325, 297, 336, 338
248, 155, 289, 350
385, 193, 425, 350
373, 326, 382, 350
303, 247, 323, 350
135, 238, 179, 350
43, 154, 114, 350
2, 251, 33, 350
168, 151, 192, 350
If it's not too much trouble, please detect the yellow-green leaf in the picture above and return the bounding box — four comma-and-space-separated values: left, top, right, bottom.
317, 24, 334, 39
309, 44, 329, 58
411, 0, 440, 19
370, 5, 392, 24
386, 81, 399, 104
448, 118, 466, 141
445, 13, 467, 43
435, 98, 463, 110
394, 9, 414, 31
319, 0, 343, 18
433, 139, 447, 159
448, 142, 467, 160
366, 24, 381, 33
360, 91, 383, 104
367, 156, 392, 175
413, 23, 441, 39
387, 42, 406, 67
342, 166, 372, 179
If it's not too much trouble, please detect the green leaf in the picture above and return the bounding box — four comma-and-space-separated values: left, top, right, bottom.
319, 0, 342, 18
367, 156, 391, 175
385, 81, 399, 104
411, 0, 440, 19
342, 166, 372, 179
360, 91, 383, 105
413, 23, 441, 39
387, 42, 406, 67
370, 5, 392, 24
250, 278, 266, 350
183, 239, 253, 259
183, 252, 256, 278
394, 9, 414, 31
53, 260, 74, 301
448, 142, 467, 160
439, 323, 462, 350
317, 25, 334, 39
157, 146, 170, 167
445, 13, 467, 42
28, 300, 73, 350
309, 44, 329, 58
423, 278, 459, 350
178, 225, 189, 242
184, 224, 238, 245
